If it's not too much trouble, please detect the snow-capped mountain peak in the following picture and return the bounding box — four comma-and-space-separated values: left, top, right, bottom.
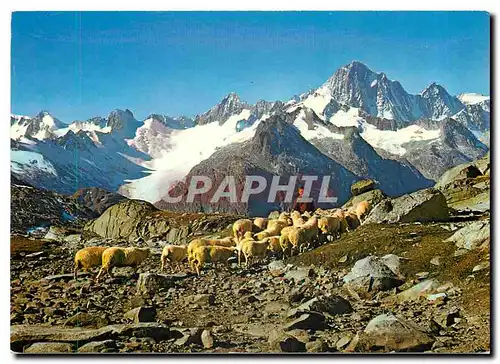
457, 93, 490, 105
106, 109, 140, 134
195, 92, 250, 126
10, 110, 65, 141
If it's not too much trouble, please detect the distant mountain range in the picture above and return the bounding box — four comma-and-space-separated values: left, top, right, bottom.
10, 61, 489, 216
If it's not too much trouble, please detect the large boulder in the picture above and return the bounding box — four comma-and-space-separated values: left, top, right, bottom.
355, 314, 435, 352
364, 188, 449, 224
350, 179, 376, 196
435, 163, 482, 189
84, 199, 239, 242
444, 220, 490, 250
343, 256, 403, 294
435, 155, 490, 213
436, 153, 490, 189
84, 200, 159, 241
342, 189, 386, 210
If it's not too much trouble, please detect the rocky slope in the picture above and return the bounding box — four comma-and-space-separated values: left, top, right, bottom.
11, 181, 97, 235
10, 154, 490, 353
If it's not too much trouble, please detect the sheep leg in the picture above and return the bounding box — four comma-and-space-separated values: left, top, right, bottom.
95, 267, 106, 282
161, 256, 166, 272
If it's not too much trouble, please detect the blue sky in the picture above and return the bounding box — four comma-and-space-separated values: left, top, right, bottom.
11, 11, 490, 123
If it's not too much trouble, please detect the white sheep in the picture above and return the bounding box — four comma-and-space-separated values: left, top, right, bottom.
95, 247, 150, 281
354, 200, 372, 222
74, 246, 108, 280
232, 219, 253, 243
317, 216, 341, 239
288, 216, 319, 254
239, 240, 270, 267
253, 217, 268, 231
161, 244, 187, 272
191, 245, 238, 276
291, 210, 306, 226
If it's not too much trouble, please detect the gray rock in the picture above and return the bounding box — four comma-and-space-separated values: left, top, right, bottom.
357, 314, 435, 352
445, 220, 490, 251
343, 256, 403, 294
427, 293, 447, 305
338, 255, 348, 263
430, 257, 441, 266
284, 267, 315, 283
43, 226, 73, 241
77, 340, 117, 353
25, 251, 46, 259
397, 279, 441, 302
454, 249, 468, 257
64, 312, 108, 328
264, 301, 291, 315
83, 199, 173, 241
342, 189, 386, 211
438, 307, 461, 327
64, 234, 82, 245
336, 335, 352, 350
472, 261, 490, 272
285, 329, 310, 343
435, 162, 482, 190
364, 188, 449, 224
268, 260, 286, 271
24, 342, 73, 353
415, 272, 430, 280
136, 273, 177, 295
233, 323, 278, 338
124, 306, 156, 323
380, 254, 403, 278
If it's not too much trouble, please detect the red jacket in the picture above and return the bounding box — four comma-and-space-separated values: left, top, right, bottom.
292, 198, 315, 214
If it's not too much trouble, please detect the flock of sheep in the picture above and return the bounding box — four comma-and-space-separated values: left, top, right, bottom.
73, 200, 372, 280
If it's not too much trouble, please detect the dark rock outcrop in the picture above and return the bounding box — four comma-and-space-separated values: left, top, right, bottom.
11, 183, 96, 234
71, 187, 127, 215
